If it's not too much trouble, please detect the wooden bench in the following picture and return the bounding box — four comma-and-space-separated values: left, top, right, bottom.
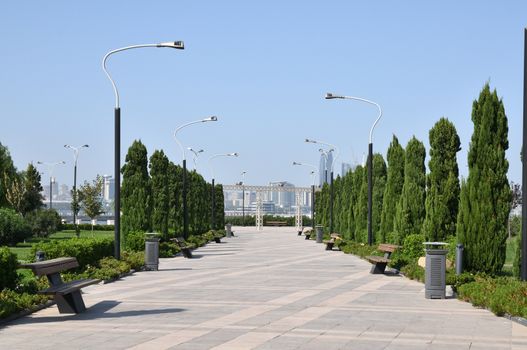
304, 229, 313, 240
365, 244, 401, 274
266, 221, 288, 227
19, 257, 100, 314
170, 237, 194, 258
323, 233, 343, 250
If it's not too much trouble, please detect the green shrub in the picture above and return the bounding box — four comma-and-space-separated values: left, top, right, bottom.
0, 208, 31, 245
401, 263, 425, 282
446, 272, 476, 292
340, 241, 379, 258
0, 247, 18, 290
124, 231, 146, 252
31, 237, 113, 270
83, 257, 131, 281
62, 223, 114, 231
0, 289, 49, 319
122, 251, 145, 271
457, 276, 527, 318
25, 209, 62, 237
159, 242, 178, 258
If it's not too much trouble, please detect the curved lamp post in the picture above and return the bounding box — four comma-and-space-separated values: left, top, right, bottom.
325, 92, 382, 245
174, 117, 218, 238
306, 138, 339, 234
293, 161, 317, 229
102, 40, 184, 259
37, 161, 66, 209
64, 144, 89, 235
209, 153, 239, 229
188, 147, 204, 170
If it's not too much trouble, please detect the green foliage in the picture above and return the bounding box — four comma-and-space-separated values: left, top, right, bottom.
61, 223, 114, 231
422, 118, 461, 242
354, 166, 368, 241
372, 154, 387, 243
124, 231, 146, 252
0, 207, 30, 245
79, 175, 105, 226
0, 247, 18, 290
31, 237, 114, 270
122, 251, 145, 271
20, 163, 44, 215
0, 289, 49, 319
25, 209, 62, 237
159, 242, 178, 258
0, 142, 17, 208
457, 275, 527, 318
339, 241, 379, 258
150, 150, 170, 239
400, 263, 425, 282
394, 137, 426, 244
513, 237, 521, 278
380, 136, 405, 243
121, 140, 152, 237
213, 184, 225, 230
457, 84, 511, 274
447, 272, 476, 293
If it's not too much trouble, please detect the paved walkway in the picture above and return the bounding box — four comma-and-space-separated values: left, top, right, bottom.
2, 227, 526, 349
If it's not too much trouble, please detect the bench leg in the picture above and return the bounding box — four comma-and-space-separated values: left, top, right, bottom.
370, 263, 387, 274
55, 291, 86, 314
214, 238, 221, 243
325, 243, 334, 250
304, 235, 310, 240
182, 248, 193, 258
297, 231, 302, 236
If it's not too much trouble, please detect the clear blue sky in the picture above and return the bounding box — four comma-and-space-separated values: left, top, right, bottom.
1, 1, 526, 188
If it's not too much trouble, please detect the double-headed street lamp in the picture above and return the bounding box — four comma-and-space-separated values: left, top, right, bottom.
37, 161, 66, 209
306, 138, 339, 234
103, 40, 184, 259
174, 117, 218, 239
209, 153, 239, 229
188, 147, 204, 170
293, 161, 317, 230
64, 144, 89, 233
325, 93, 382, 246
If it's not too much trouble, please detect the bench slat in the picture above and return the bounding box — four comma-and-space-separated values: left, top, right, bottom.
19, 257, 79, 277
377, 244, 400, 253
39, 279, 100, 295
366, 255, 390, 264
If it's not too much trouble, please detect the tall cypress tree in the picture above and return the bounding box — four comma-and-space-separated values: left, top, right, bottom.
354, 165, 368, 242
348, 165, 364, 240
21, 163, 44, 215
372, 153, 387, 243
394, 137, 426, 244
149, 150, 169, 238
168, 161, 183, 234
214, 184, 225, 230
121, 140, 152, 237
422, 118, 461, 242
0, 142, 17, 208
457, 84, 510, 274
379, 136, 405, 243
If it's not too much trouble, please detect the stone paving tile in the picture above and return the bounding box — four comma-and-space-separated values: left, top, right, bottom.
1, 226, 525, 350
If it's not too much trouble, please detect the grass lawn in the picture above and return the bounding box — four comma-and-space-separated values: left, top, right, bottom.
503, 235, 519, 271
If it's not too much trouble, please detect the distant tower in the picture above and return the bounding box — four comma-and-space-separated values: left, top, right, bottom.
319, 154, 326, 187
103, 175, 115, 201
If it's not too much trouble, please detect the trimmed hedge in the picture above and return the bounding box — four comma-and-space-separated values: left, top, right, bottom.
30, 238, 114, 270
61, 223, 114, 231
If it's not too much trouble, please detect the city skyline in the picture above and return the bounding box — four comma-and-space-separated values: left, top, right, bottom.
2, 2, 526, 189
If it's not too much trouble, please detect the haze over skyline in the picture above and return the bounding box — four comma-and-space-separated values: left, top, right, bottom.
2, 1, 526, 188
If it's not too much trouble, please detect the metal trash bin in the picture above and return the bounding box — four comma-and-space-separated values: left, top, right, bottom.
35, 250, 46, 262
423, 242, 448, 299
145, 233, 160, 271
315, 225, 324, 243
226, 223, 232, 237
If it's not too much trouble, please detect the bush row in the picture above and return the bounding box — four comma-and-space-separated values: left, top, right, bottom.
61, 223, 115, 231
225, 215, 312, 227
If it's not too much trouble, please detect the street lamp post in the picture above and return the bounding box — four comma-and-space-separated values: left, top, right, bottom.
522, 27, 527, 281
103, 40, 184, 259
37, 161, 66, 209
293, 161, 317, 229
64, 144, 89, 235
306, 138, 339, 234
325, 93, 382, 246
209, 153, 239, 230
174, 117, 218, 239
241, 171, 247, 226
188, 147, 204, 170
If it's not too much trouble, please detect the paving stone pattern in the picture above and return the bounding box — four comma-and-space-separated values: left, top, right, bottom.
1, 227, 526, 349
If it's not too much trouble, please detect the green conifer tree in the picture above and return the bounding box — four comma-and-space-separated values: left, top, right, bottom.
394, 137, 426, 244
457, 84, 511, 274
354, 166, 368, 242
379, 136, 405, 243
121, 140, 152, 237
149, 150, 169, 238
422, 118, 461, 242
20, 163, 44, 215
372, 153, 387, 243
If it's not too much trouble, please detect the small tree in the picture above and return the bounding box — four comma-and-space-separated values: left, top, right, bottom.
79, 175, 104, 231
21, 163, 44, 215
3, 172, 25, 214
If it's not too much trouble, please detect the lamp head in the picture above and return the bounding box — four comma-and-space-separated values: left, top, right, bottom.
305, 138, 316, 144
60, 161, 66, 164
82, 144, 89, 148
158, 41, 185, 49
203, 116, 218, 122
229, 153, 239, 157
37, 161, 43, 164
325, 92, 343, 99
198, 149, 204, 153
292, 162, 300, 166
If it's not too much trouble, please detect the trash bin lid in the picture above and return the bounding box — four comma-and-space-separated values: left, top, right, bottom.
423, 242, 448, 249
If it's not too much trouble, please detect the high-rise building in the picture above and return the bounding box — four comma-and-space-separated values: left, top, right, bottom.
341, 162, 353, 177
103, 175, 115, 202
319, 155, 327, 187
